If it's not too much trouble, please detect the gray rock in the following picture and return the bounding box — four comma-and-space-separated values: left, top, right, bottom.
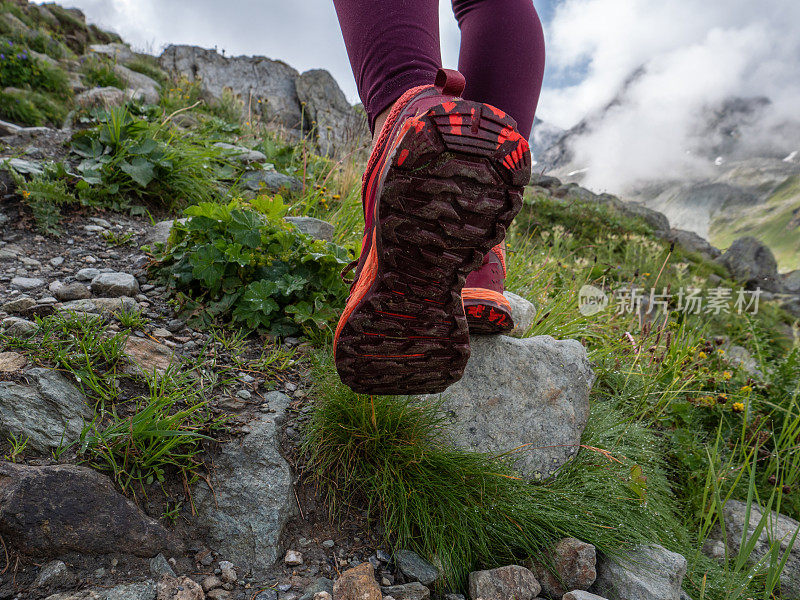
10, 276, 45, 291
243, 167, 303, 193
590, 545, 686, 600
0, 368, 92, 452
719, 499, 800, 597
146, 218, 187, 246
469, 565, 541, 600
618, 202, 671, 235
284, 216, 335, 242
114, 65, 160, 104
91, 272, 140, 297
395, 549, 439, 586
426, 335, 594, 479
149, 553, 176, 578
0, 462, 182, 557
667, 229, 721, 259
443, 595, 466, 600
725, 345, 763, 378
718, 236, 781, 292
1, 296, 36, 313
380, 582, 430, 600
563, 592, 608, 600
50, 256, 65, 267
89, 43, 136, 64
0, 157, 44, 175
529, 173, 562, 189
193, 392, 294, 576
503, 291, 536, 337
33, 560, 77, 590
214, 142, 267, 163
54, 282, 92, 302
76, 268, 101, 281
43, 580, 157, 599
783, 270, 800, 294
299, 578, 333, 600
159, 45, 303, 129
295, 69, 369, 157
0, 119, 23, 136
75, 87, 128, 109
531, 537, 596, 598
1, 317, 38, 337
59, 296, 138, 316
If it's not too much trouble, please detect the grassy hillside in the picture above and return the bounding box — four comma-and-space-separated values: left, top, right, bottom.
711, 176, 800, 272
3, 67, 800, 599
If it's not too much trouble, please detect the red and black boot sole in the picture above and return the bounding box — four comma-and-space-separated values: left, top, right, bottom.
334, 100, 530, 395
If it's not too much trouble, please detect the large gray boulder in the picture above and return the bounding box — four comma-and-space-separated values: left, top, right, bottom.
427, 335, 594, 479
590, 545, 686, 600
718, 236, 782, 292
295, 69, 369, 156
114, 64, 160, 104
193, 391, 294, 576
0, 368, 92, 452
159, 45, 303, 129
667, 229, 721, 260
719, 499, 800, 597
0, 462, 183, 557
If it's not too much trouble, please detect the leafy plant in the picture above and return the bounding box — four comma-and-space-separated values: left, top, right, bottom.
80, 54, 124, 88
70, 106, 228, 208
150, 197, 350, 336
10, 164, 78, 234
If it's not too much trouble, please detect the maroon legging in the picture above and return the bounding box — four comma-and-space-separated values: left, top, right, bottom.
332, 0, 545, 138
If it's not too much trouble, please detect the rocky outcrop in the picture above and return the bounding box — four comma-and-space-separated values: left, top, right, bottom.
159, 45, 303, 129
193, 391, 294, 576
295, 69, 369, 156
427, 335, 594, 479
0, 368, 92, 452
158, 45, 367, 156
0, 461, 183, 557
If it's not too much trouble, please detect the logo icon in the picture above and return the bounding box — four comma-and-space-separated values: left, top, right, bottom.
578, 285, 608, 316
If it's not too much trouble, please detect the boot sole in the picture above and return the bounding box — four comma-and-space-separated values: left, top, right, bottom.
334, 100, 530, 394
463, 288, 514, 334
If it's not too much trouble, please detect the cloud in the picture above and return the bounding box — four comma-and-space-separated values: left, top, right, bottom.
537, 0, 800, 191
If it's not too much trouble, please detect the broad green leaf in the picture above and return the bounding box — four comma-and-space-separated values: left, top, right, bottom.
120, 157, 156, 188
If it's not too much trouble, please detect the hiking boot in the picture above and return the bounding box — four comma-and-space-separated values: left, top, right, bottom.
334, 68, 531, 395
463, 243, 514, 334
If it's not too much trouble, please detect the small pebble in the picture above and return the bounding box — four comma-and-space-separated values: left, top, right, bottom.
322, 540, 334, 549
284, 550, 303, 566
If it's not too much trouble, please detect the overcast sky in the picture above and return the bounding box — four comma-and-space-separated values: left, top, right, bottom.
56, 0, 798, 191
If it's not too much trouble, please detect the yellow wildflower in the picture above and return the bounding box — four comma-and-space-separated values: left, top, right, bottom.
732, 402, 745, 413
698, 351, 707, 359
740, 385, 753, 393
722, 371, 732, 380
